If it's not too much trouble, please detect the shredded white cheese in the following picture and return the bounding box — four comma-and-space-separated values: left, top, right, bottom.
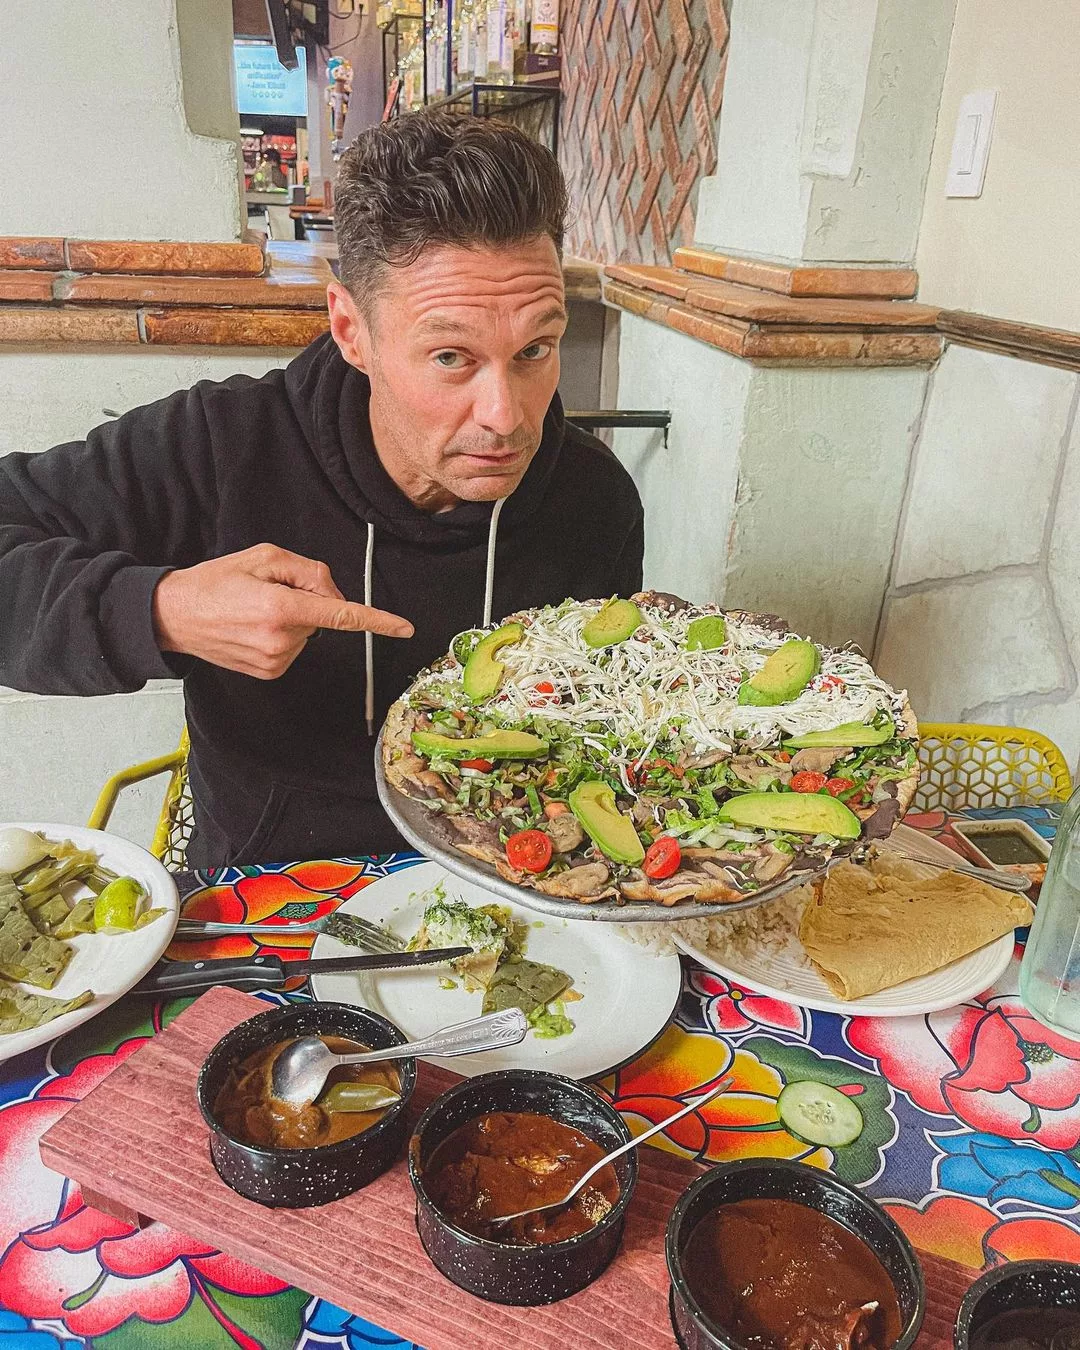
414, 600, 908, 779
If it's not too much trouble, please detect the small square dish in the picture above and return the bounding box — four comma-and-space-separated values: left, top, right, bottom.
949, 818, 1051, 877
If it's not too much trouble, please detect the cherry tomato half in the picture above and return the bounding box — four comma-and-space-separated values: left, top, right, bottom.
790, 771, 828, 793
505, 829, 553, 874
825, 776, 856, 797
459, 758, 494, 772
643, 835, 682, 880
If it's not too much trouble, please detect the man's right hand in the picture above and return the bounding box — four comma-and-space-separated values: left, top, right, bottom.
151, 543, 414, 679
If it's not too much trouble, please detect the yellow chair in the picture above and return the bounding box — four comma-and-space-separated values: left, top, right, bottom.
88, 722, 1074, 868
87, 729, 194, 869
915, 722, 1072, 813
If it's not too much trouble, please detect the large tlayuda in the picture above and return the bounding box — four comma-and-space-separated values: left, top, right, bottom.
382, 592, 918, 908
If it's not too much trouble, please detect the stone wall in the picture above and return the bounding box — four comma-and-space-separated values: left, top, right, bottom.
559, 0, 729, 265
874, 343, 1080, 774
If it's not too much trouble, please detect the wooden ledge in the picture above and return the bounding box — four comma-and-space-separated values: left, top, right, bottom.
607, 264, 939, 328
563, 256, 603, 303
938, 310, 1080, 373
603, 266, 942, 367
0, 233, 267, 276
673, 246, 919, 300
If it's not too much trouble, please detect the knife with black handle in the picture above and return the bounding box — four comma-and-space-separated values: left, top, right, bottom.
131, 947, 473, 996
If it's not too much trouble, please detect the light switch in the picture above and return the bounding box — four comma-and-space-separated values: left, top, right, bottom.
946, 91, 998, 197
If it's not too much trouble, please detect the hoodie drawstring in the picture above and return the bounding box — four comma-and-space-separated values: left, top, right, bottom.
362, 497, 506, 737
364, 520, 375, 736
483, 497, 506, 629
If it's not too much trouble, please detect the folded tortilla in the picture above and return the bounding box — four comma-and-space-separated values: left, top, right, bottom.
799, 861, 1033, 1000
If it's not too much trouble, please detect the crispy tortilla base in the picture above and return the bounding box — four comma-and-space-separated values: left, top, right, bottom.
380, 609, 920, 909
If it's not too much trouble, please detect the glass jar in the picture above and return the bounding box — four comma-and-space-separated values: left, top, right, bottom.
1019, 784, 1080, 1039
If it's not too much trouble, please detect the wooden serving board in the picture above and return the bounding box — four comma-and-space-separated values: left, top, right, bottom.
39, 987, 977, 1349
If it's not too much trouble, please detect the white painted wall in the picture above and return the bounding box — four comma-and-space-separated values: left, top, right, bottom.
0, 348, 295, 845
916, 0, 1080, 331
612, 313, 927, 653
875, 343, 1080, 775
696, 0, 955, 264
1, 0, 243, 241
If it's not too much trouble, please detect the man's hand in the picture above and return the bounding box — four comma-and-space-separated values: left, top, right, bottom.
152, 543, 414, 679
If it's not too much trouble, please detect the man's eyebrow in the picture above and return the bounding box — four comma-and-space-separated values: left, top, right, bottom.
414, 306, 568, 341
414, 316, 472, 339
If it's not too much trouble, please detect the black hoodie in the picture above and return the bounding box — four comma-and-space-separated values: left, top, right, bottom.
0, 334, 644, 866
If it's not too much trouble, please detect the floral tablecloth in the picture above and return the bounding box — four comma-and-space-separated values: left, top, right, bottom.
0, 807, 1076, 1350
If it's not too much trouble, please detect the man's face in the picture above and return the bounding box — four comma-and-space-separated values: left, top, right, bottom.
328, 237, 567, 511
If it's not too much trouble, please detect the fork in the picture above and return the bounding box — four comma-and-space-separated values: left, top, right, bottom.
173, 912, 407, 954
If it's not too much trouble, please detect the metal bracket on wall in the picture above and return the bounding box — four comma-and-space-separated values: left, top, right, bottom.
566, 410, 672, 448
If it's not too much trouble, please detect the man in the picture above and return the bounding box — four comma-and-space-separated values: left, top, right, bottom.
0, 114, 644, 867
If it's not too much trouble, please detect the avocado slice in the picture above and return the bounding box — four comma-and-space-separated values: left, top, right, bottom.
784, 721, 894, 750
738, 639, 821, 707
718, 791, 861, 839
686, 615, 727, 651
582, 599, 642, 649
569, 780, 645, 865
411, 729, 548, 760
462, 623, 523, 700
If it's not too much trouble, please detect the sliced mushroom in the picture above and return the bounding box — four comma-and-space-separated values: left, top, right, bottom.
542, 813, 585, 853
790, 746, 842, 775
730, 756, 784, 790
535, 862, 612, 899
684, 749, 730, 770
753, 843, 793, 883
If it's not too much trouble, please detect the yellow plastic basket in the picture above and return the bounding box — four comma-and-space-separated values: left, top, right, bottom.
915, 722, 1072, 813
87, 729, 194, 868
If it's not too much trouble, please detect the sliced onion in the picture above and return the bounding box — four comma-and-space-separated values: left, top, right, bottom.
0, 827, 51, 874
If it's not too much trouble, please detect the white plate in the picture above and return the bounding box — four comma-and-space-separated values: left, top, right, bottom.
673, 824, 1019, 1018
2, 822, 179, 1062
310, 861, 682, 1080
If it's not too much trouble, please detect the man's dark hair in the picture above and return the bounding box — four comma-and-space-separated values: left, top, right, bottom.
334, 112, 569, 305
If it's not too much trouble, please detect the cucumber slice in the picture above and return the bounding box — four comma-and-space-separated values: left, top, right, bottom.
777, 1080, 863, 1148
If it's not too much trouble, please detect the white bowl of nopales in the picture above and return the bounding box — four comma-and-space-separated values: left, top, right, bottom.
381, 591, 918, 912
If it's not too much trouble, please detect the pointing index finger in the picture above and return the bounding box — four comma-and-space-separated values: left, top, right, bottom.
284, 592, 414, 638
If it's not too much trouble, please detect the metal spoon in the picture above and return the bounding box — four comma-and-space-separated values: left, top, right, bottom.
271, 1007, 528, 1106
490, 1075, 735, 1228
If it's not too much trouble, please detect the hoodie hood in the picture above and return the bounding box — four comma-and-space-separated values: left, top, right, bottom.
284, 332, 566, 548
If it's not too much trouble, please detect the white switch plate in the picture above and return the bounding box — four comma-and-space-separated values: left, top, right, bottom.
946, 90, 998, 197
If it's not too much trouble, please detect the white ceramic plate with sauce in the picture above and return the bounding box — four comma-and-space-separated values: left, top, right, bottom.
1, 822, 179, 1062
310, 860, 682, 1080
673, 825, 1019, 1018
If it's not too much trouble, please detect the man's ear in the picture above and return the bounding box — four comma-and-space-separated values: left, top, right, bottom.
327, 281, 374, 373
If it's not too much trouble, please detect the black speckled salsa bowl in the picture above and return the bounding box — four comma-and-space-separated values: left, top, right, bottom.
666, 1159, 925, 1350
196, 1001, 416, 1209
955, 1259, 1080, 1348
407, 1069, 638, 1306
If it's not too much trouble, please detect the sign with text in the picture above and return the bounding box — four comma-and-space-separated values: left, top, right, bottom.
234, 43, 308, 118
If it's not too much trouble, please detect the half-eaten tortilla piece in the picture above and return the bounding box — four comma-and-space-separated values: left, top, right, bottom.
481, 958, 572, 1017
799, 861, 1033, 1001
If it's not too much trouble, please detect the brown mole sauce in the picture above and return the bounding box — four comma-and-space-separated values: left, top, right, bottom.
214, 1036, 399, 1149
423, 1110, 620, 1245
970, 1307, 1080, 1350
681, 1198, 901, 1350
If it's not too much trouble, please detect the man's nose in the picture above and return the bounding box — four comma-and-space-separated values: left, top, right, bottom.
473, 368, 522, 439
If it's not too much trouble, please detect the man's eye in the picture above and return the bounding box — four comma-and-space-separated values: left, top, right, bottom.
435, 351, 465, 369
518, 343, 552, 362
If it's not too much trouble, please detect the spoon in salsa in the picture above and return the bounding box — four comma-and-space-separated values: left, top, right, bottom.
271, 1007, 529, 1106
489, 1075, 735, 1228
